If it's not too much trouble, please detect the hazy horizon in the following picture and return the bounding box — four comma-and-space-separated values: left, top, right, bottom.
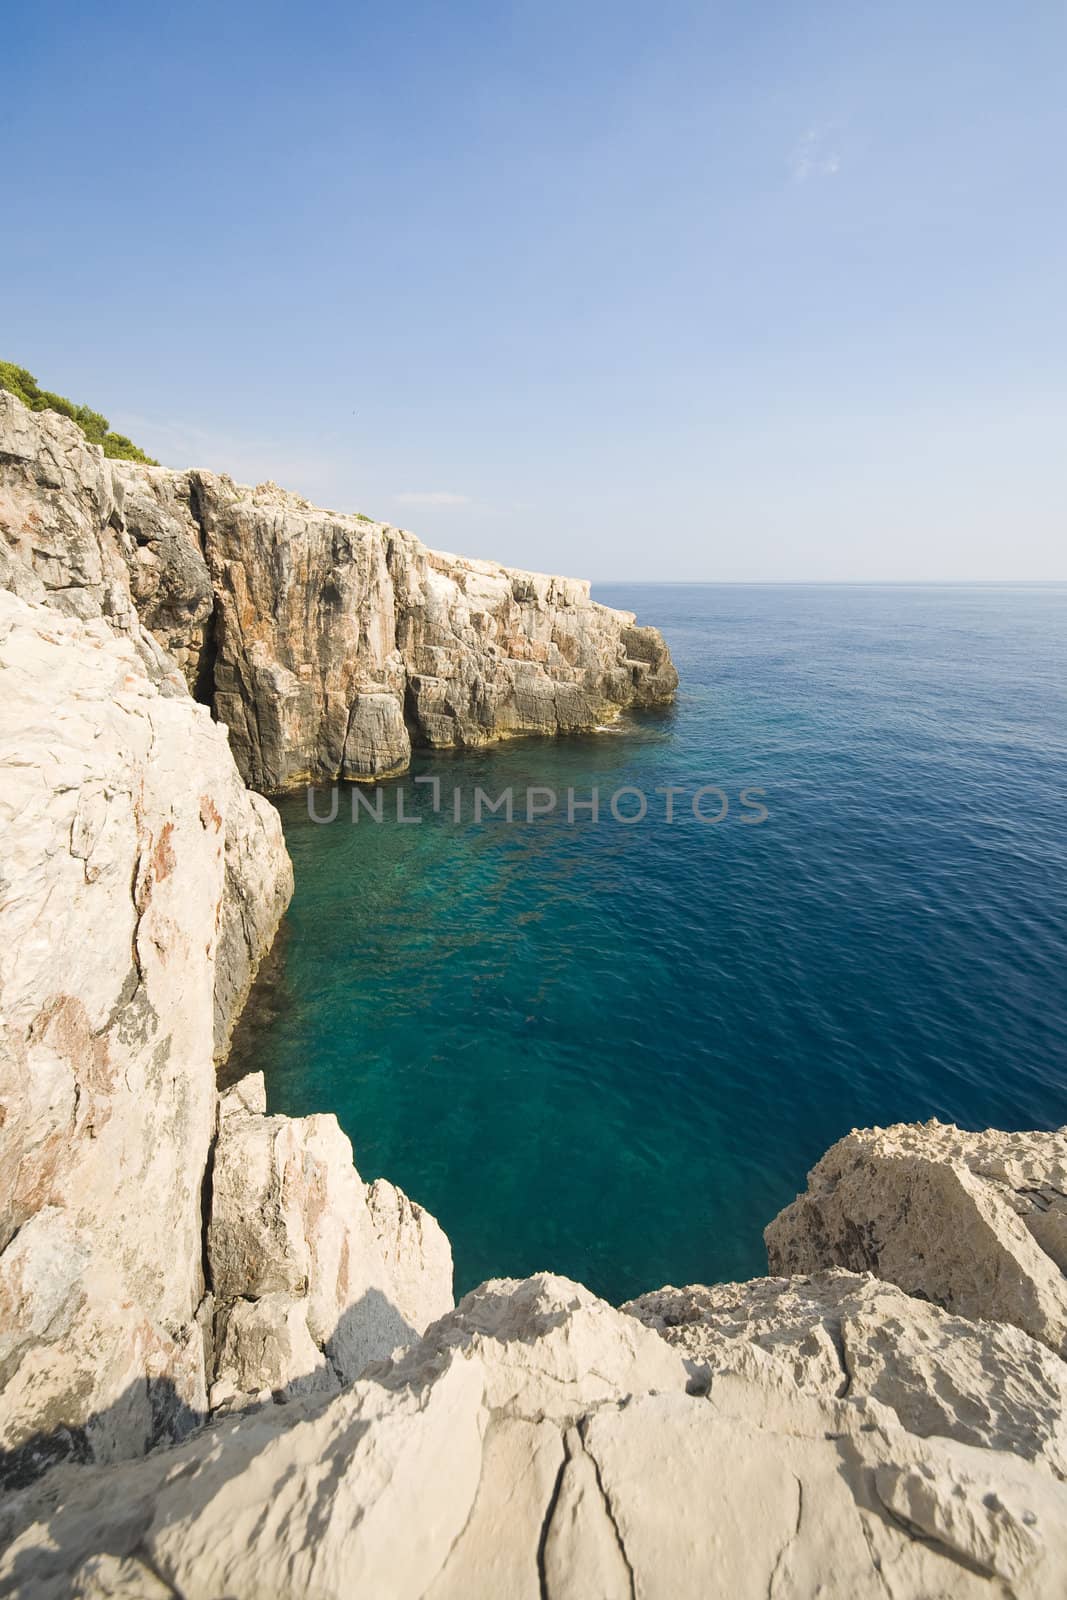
7, 1, 1065, 582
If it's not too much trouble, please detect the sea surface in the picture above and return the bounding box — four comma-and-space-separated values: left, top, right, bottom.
231, 584, 1067, 1303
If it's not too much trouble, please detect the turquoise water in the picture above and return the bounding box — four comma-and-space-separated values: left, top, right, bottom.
232, 584, 1067, 1303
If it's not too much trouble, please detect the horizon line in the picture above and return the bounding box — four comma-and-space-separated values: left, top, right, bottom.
588, 578, 1067, 587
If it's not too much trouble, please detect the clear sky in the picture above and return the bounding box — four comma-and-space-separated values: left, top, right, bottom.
6, 1, 1066, 580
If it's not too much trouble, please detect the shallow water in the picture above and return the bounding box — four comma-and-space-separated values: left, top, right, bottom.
231, 584, 1067, 1302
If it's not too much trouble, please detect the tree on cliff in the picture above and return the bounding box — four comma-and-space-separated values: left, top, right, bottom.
0, 360, 158, 464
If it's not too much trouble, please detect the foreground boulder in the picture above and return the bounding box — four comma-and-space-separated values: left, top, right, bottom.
365, 1176, 456, 1336
5, 1272, 1067, 1598
207, 1075, 452, 1409
765, 1122, 1067, 1357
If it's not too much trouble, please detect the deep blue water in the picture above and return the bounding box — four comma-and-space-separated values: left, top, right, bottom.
232, 584, 1067, 1303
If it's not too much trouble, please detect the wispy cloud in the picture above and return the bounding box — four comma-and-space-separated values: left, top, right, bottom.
393, 490, 471, 507
790, 126, 841, 182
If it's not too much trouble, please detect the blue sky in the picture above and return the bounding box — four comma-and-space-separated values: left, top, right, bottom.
6, 1, 1065, 579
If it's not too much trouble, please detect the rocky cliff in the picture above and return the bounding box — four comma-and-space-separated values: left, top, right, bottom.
0, 390, 677, 793
3, 388, 1067, 1597
190, 473, 677, 791
0, 591, 451, 1488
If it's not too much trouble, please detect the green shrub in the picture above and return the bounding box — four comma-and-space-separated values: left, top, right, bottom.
0, 360, 158, 464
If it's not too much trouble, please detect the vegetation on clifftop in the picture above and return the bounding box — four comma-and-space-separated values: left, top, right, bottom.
0, 361, 158, 464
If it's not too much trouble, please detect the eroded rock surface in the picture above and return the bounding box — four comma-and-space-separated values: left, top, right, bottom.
1, 393, 678, 795
0, 392, 179, 689
6, 1273, 1067, 1599
765, 1122, 1067, 1356
109, 463, 214, 694
207, 1076, 453, 1409
195, 474, 678, 790
0, 593, 288, 1482
365, 1177, 456, 1335
625, 1268, 1067, 1480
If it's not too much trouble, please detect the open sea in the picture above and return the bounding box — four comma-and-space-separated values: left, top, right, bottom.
230, 583, 1067, 1303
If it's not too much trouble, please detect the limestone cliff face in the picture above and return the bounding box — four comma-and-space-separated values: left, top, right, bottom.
184, 472, 678, 791
0, 393, 290, 1060
0, 392, 678, 794
109, 462, 215, 696
0, 392, 182, 680
0, 591, 451, 1486
0, 394, 457, 1486
0, 593, 289, 1479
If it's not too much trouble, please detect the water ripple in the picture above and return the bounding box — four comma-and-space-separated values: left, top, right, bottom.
231, 583, 1067, 1301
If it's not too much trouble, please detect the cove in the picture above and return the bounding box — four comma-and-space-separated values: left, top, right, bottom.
230, 582, 1067, 1303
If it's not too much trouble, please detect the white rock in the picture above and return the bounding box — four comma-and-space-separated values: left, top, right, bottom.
211, 1293, 339, 1407
207, 1083, 453, 1403
765, 1121, 1067, 1355
876, 1457, 1043, 1583
365, 1177, 454, 1334
385, 1273, 692, 1421
626, 1268, 1067, 1480
67, 1553, 177, 1598
542, 1424, 632, 1600
1, 1350, 487, 1600
0, 591, 289, 1479
10, 1275, 1067, 1599
217, 1070, 267, 1120
422, 1417, 564, 1600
